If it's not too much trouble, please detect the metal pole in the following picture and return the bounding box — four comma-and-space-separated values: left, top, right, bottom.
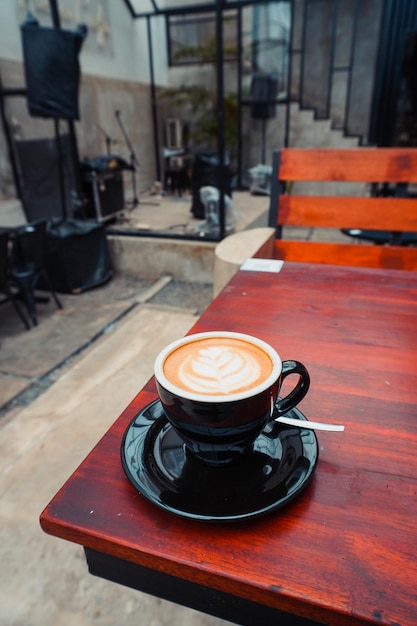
147, 15, 161, 182
49, 0, 68, 220
216, 0, 225, 240
237, 6, 243, 188
49, 0, 84, 219
49, 0, 61, 27
284, 0, 295, 147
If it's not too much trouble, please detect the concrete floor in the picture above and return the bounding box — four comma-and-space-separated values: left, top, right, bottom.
0, 190, 272, 626
108, 188, 260, 236
0, 188, 355, 626
0, 300, 233, 626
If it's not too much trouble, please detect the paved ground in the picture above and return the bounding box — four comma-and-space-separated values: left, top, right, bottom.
0, 189, 354, 626
0, 189, 269, 420
0, 190, 257, 626
0, 277, 231, 626
0, 276, 213, 418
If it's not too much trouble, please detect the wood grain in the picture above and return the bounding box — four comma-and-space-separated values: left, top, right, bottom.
273, 239, 417, 270
40, 264, 417, 626
269, 147, 417, 270
278, 147, 417, 182
278, 196, 417, 230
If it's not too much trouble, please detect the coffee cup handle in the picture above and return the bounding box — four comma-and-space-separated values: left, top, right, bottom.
273, 360, 310, 417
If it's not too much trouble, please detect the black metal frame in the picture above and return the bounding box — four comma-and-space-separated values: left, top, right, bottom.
122, 0, 398, 203
2, 0, 416, 241
39, 0, 82, 219
124, 0, 292, 239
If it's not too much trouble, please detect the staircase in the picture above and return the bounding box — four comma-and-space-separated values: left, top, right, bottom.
288, 103, 360, 148
290, 0, 385, 147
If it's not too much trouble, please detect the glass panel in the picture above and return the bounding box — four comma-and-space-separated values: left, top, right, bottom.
252, 2, 291, 94
168, 12, 238, 66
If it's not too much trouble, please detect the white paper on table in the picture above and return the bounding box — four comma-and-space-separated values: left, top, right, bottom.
240, 258, 284, 273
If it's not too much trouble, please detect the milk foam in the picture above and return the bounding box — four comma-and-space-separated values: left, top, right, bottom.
177, 344, 262, 394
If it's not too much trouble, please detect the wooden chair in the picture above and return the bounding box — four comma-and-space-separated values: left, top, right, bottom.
268, 148, 417, 270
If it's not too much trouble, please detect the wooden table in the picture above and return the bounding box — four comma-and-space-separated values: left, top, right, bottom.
40, 262, 417, 626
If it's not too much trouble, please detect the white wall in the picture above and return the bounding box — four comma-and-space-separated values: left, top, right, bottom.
0, 0, 24, 60
145, 14, 169, 86
82, 1, 139, 82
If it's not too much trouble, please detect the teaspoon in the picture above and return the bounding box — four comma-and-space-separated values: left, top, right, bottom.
275, 416, 345, 432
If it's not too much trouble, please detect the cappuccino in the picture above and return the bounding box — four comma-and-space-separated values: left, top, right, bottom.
162, 336, 273, 396
154, 332, 309, 466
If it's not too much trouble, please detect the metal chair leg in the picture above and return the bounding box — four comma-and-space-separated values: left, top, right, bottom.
40, 270, 62, 310
8, 264, 38, 327
5, 284, 31, 330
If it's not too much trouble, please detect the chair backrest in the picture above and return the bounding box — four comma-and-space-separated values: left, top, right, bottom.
13, 219, 47, 273
268, 148, 417, 270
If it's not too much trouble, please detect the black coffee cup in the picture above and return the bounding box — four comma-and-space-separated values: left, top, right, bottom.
154, 331, 310, 467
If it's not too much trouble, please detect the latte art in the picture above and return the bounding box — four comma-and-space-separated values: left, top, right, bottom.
179, 345, 261, 393
163, 337, 273, 395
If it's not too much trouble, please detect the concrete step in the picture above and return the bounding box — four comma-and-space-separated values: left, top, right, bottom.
289, 102, 360, 148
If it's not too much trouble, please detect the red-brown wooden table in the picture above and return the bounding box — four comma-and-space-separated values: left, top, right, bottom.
40, 262, 417, 626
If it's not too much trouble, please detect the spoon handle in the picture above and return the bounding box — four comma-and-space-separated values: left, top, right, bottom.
275, 416, 345, 432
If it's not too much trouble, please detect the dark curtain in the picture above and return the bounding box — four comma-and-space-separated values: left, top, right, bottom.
369, 0, 417, 146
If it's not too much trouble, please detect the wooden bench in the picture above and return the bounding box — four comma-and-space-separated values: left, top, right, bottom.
267, 148, 417, 271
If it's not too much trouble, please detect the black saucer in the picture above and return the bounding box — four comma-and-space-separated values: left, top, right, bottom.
121, 400, 318, 522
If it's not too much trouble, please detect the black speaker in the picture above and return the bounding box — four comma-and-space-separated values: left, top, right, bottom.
82, 171, 125, 222
44, 219, 112, 293
20, 13, 87, 120
250, 74, 278, 120
15, 134, 78, 222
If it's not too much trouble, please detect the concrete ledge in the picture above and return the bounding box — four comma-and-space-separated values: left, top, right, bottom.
107, 234, 216, 284
213, 227, 275, 296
